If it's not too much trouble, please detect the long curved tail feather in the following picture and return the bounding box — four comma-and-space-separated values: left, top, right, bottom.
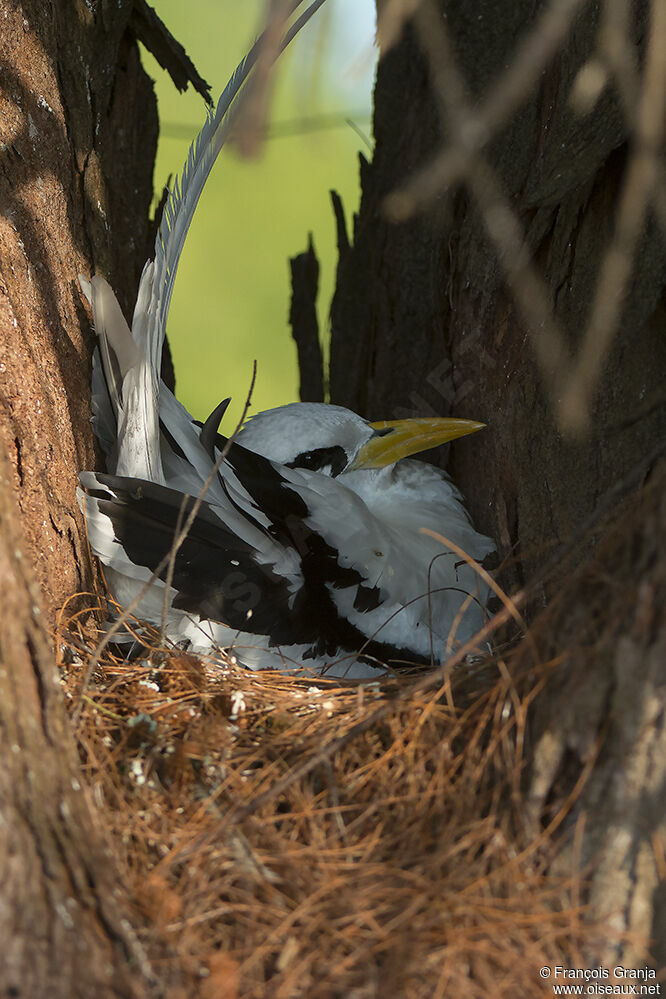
81, 1, 328, 482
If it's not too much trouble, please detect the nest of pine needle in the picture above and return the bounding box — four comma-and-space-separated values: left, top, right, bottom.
56, 462, 666, 997
56, 615, 597, 998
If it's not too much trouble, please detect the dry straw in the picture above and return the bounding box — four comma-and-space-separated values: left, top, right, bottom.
57, 598, 597, 997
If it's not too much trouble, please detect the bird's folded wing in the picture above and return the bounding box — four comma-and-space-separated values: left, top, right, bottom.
78, 471, 302, 639
77, 445, 406, 654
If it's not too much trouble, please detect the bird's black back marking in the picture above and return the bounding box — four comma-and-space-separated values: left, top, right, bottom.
223, 438, 310, 521
213, 442, 422, 662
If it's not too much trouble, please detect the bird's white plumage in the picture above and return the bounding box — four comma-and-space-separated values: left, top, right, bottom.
77, 5, 495, 679
237, 403, 372, 464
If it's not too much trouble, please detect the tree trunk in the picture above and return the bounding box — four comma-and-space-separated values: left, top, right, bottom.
331, 1, 665, 588
0, 0, 158, 993
329, 0, 666, 960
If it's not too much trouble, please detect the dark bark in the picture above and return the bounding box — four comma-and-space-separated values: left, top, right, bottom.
328, 0, 666, 959
130, 0, 212, 103
0, 0, 159, 992
330, 3, 666, 592
289, 234, 324, 402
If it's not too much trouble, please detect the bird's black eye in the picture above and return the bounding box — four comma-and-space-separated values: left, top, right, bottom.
286, 445, 348, 477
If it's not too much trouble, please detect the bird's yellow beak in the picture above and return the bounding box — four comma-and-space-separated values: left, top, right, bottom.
349, 417, 485, 470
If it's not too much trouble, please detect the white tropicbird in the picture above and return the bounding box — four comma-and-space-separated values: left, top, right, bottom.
78, 3, 495, 679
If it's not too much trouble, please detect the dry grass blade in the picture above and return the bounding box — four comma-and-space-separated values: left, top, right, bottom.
420, 527, 527, 634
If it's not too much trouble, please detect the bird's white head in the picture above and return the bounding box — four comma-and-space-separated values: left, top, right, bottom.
236, 402, 484, 476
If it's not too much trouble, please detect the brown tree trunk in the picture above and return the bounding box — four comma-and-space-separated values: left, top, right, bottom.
331, 1, 665, 587
329, 0, 666, 961
0, 0, 158, 993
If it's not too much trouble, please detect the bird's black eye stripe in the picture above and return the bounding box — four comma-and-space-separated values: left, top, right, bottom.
286, 445, 348, 477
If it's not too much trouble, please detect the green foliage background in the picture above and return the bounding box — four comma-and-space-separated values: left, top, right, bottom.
141, 1, 374, 430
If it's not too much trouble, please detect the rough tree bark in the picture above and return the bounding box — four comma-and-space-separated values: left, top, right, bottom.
0, 1, 158, 994
329, 0, 666, 963
331, 2, 665, 585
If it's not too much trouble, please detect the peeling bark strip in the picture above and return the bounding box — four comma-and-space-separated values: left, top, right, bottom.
0, 0, 161, 993
289, 234, 324, 402
129, 0, 212, 103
